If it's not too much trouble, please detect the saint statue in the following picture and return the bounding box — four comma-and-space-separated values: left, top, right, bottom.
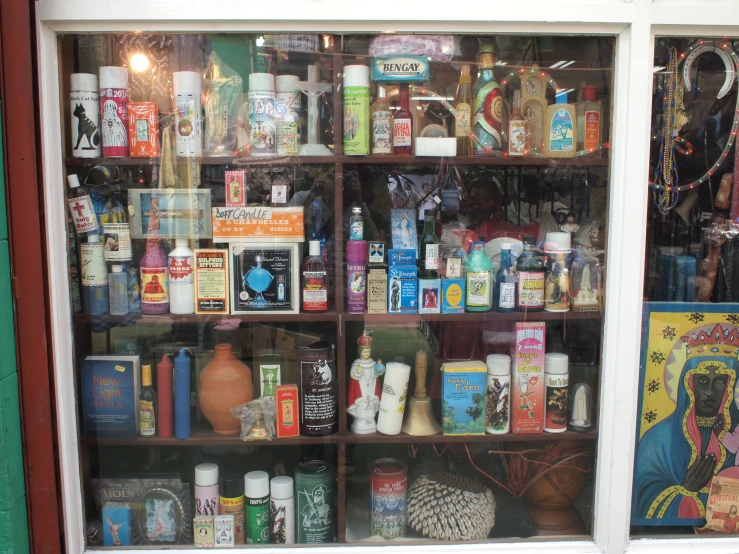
347, 330, 386, 434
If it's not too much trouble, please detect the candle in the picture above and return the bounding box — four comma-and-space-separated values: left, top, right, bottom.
369, 458, 408, 539
376, 361, 411, 435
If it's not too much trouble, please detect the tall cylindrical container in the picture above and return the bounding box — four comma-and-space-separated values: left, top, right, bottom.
245, 471, 271, 545
297, 342, 337, 436
346, 240, 367, 313
376, 362, 411, 435
108, 265, 128, 315
173, 71, 203, 157
276, 75, 301, 157
248, 73, 277, 157
270, 476, 295, 544
343, 65, 370, 155
168, 239, 195, 314
544, 353, 569, 433
368, 459, 407, 539
220, 477, 245, 545
544, 232, 571, 312
195, 463, 220, 516
174, 349, 191, 439
70, 73, 101, 157
98, 66, 129, 157
140, 238, 169, 314
295, 460, 334, 544
156, 354, 174, 439
486, 354, 511, 434
80, 234, 109, 315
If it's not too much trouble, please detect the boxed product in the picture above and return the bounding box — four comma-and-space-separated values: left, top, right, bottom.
388, 248, 416, 267
512, 322, 546, 434
388, 265, 417, 314
214, 514, 234, 547
275, 384, 300, 438
441, 361, 487, 435
441, 279, 465, 314
418, 278, 441, 314
194, 516, 215, 548
367, 267, 388, 314
103, 502, 132, 546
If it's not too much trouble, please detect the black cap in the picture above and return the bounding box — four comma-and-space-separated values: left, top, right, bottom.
220, 477, 244, 499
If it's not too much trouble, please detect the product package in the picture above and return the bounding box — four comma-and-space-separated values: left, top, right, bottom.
418, 278, 441, 314
231, 397, 277, 441
388, 248, 416, 266
441, 361, 487, 435
103, 502, 132, 546
275, 384, 300, 438
214, 514, 235, 547
194, 515, 215, 548
230, 243, 299, 315
194, 249, 229, 315
128, 102, 160, 157
367, 267, 388, 314
702, 476, 739, 533
388, 265, 418, 314
441, 279, 465, 314
512, 322, 546, 434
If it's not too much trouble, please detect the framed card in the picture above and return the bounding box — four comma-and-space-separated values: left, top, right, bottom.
390, 209, 418, 249
129, 189, 212, 239
225, 170, 247, 208
368, 241, 386, 265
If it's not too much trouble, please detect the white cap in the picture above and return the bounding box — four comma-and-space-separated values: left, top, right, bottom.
249, 73, 275, 92
276, 75, 299, 93
99, 66, 128, 89
87, 234, 100, 244
172, 71, 202, 94
486, 354, 511, 376
245, 471, 270, 498
501, 242, 512, 250
545, 353, 569, 375
270, 476, 294, 500
175, 238, 189, 248
545, 232, 571, 252
71, 73, 98, 92
309, 240, 320, 257
195, 463, 219, 486
112, 265, 123, 273
343, 65, 370, 88
67, 174, 81, 188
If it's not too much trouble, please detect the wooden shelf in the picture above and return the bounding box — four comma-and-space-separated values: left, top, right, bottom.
344, 429, 598, 444
73, 311, 340, 325
343, 310, 601, 324
83, 430, 341, 446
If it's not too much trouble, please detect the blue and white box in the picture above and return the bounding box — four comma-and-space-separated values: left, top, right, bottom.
441, 279, 465, 314
103, 502, 132, 546
388, 248, 416, 267
388, 265, 417, 314
418, 278, 441, 314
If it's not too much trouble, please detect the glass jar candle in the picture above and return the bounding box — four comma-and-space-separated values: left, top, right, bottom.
369, 458, 408, 539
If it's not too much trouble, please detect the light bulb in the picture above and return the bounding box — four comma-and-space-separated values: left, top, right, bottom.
129, 53, 150, 73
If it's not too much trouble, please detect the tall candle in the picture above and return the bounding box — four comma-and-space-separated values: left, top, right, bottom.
156, 354, 174, 438
99, 67, 129, 158
369, 458, 407, 539
173, 71, 203, 158
376, 361, 411, 435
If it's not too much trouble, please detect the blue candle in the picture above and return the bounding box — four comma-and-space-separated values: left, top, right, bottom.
174, 349, 191, 439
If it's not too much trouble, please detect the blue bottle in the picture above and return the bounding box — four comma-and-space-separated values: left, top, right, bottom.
174, 349, 191, 439
494, 243, 516, 313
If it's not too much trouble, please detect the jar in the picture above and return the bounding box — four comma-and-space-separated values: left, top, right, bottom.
295, 460, 334, 544
368, 458, 407, 539
296, 341, 337, 436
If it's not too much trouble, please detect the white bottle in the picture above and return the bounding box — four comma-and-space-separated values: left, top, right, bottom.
270, 476, 295, 544
276, 75, 301, 156
173, 71, 203, 157
108, 265, 128, 315
70, 73, 101, 158
168, 239, 195, 314
486, 354, 511, 434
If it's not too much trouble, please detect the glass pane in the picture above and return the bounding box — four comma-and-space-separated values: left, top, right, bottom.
57, 31, 614, 548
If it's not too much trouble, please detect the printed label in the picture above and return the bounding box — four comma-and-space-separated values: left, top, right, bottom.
140, 267, 169, 304
346, 268, 366, 312
272, 184, 288, 205
349, 221, 363, 241
80, 243, 107, 287
392, 118, 412, 146
100, 87, 129, 156
271, 497, 295, 544
466, 271, 491, 306
372, 55, 430, 82
549, 108, 574, 152
444, 282, 463, 307
245, 497, 270, 544
299, 358, 337, 432
545, 375, 569, 431
455, 103, 471, 137
370, 478, 407, 539
139, 399, 155, 435
424, 244, 439, 270
195, 250, 228, 314
498, 282, 516, 309
169, 255, 194, 284
175, 92, 202, 157
371, 110, 392, 154
344, 87, 370, 155
102, 223, 132, 262
249, 92, 276, 156
220, 496, 245, 544
513, 322, 545, 434
71, 91, 101, 157
259, 365, 281, 398
517, 271, 545, 309
544, 252, 570, 311
508, 120, 527, 155
225, 171, 247, 208
297, 482, 333, 543
302, 271, 328, 311
584, 110, 600, 151
68, 196, 98, 234
486, 375, 511, 433
280, 121, 300, 156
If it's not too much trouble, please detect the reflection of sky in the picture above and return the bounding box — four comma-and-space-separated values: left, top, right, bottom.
451, 405, 473, 423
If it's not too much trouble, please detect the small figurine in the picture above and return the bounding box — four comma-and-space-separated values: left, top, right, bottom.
560, 213, 580, 236
347, 330, 386, 434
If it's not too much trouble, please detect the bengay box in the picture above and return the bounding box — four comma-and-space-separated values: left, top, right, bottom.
388, 265, 417, 314
441, 361, 487, 435
512, 322, 546, 434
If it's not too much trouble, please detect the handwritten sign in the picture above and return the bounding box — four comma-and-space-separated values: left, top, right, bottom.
212, 206, 304, 242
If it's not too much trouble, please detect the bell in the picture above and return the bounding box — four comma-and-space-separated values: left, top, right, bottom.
245, 411, 271, 441
401, 351, 442, 436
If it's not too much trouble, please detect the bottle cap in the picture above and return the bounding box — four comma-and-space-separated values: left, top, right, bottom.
479, 43, 494, 55
544, 232, 571, 252
175, 238, 189, 248
486, 354, 511, 376
471, 240, 486, 251
276, 75, 300, 92
270, 476, 294, 500
99, 66, 128, 89
501, 242, 512, 250
309, 240, 320, 257
67, 174, 81, 188
111, 265, 123, 273
555, 90, 569, 104
172, 71, 202, 94
343, 65, 370, 88
141, 364, 152, 385
545, 352, 569, 375
376, 84, 387, 99
249, 72, 275, 92
512, 89, 521, 109
244, 471, 270, 498
87, 234, 100, 244
459, 64, 471, 84
71, 73, 98, 92
352, 206, 362, 215
195, 463, 219, 487
582, 85, 597, 102
220, 477, 244, 499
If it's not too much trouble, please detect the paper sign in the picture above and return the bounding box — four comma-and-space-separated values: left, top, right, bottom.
212, 206, 304, 242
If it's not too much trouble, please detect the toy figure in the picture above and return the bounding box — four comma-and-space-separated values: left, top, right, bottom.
347, 330, 386, 433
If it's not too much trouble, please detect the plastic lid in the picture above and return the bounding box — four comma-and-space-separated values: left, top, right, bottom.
67, 174, 81, 188
195, 463, 219, 487
545, 352, 569, 375
545, 232, 571, 251
555, 90, 569, 104
99, 66, 128, 89
249, 72, 275, 92
486, 354, 511, 376
220, 477, 244, 498
245, 471, 270, 498
376, 85, 387, 99
459, 64, 471, 84
501, 242, 512, 250
71, 73, 98, 91
87, 234, 100, 244
582, 85, 597, 102
309, 240, 320, 257
343, 65, 370, 88
175, 238, 189, 248
276, 75, 299, 92
111, 265, 123, 273
352, 206, 362, 214
270, 476, 294, 500
471, 240, 486, 251
172, 71, 202, 94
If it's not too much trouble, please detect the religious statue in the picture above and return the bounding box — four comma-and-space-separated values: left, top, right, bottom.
347, 330, 386, 434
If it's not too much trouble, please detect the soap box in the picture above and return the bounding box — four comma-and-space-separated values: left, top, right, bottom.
214, 514, 234, 548
194, 515, 215, 548
275, 384, 300, 438
512, 322, 546, 434
441, 361, 487, 435
418, 278, 441, 314
441, 279, 465, 314
388, 265, 417, 314
103, 502, 131, 546
388, 248, 416, 267
368, 267, 388, 314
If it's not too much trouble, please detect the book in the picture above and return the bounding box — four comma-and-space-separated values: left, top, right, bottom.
81, 355, 140, 439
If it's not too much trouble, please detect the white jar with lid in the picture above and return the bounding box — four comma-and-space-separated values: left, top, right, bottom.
486, 354, 511, 434
248, 73, 277, 156
194, 462, 220, 516
544, 231, 571, 312
70, 73, 101, 157
544, 353, 569, 433
270, 476, 295, 544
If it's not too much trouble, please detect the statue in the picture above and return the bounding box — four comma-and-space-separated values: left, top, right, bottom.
347, 330, 386, 434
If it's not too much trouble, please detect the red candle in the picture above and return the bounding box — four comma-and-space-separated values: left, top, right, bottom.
368, 458, 408, 539
157, 354, 173, 438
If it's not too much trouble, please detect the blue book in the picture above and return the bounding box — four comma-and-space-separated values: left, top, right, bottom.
82, 356, 140, 439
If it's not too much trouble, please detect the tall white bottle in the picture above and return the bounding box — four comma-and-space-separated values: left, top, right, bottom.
168, 239, 195, 314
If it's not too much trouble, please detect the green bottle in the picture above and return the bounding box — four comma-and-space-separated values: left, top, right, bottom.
472, 44, 506, 155
465, 241, 493, 311
419, 212, 439, 279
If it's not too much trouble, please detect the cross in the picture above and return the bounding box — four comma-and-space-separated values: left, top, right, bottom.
72, 201, 86, 217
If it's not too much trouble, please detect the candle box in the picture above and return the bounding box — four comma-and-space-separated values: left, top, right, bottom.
128, 102, 160, 157
103, 502, 132, 546
214, 514, 234, 548
194, 516, 215, 548
441, 279, 465, 314
418, 278, 441, 314
441, 361, 487, 435
367, 267, 388, 314
275, 384, 300, 438
388, 248, 416, 267
511, 322, 546, 434
388, 265, 417, 314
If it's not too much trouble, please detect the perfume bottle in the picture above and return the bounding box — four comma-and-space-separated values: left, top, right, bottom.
494, 243, 516, 312
454, 64, 473, 156
473, 44, 505, 155
370, 85, 392, 155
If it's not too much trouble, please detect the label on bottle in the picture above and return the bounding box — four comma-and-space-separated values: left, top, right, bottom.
271, 497, 295, 544
302, 271, 328, 311
508, 119, 527, 156
393, 118, 412, 147
498, 282, 516, 309
466, 271, 491, 307
371, 110, 392, 154
272, 184, 288, 205
517, 271, 545, 309
343, 86, 370, 155
70, 91, 101, 158
139, 399, 155, 436
424, 244, 439, 270
245, 496, 270, 544
486, 374, 511, 434
80, 243, 107, 287
545, 373, 569, 432
175, 92, 202, 157
544, 251, 570, 312
220, 496, 245, 544
584, 110, 600, 151
169, 255, 194, 284
298, 358, 337, 434
455, 103, 471, 137
349, 221, 363, 241
68, 196, 98, 234
549, 108, 574, 152
280, 121, 300, 156
140, 267, 169, 304
102, 223, 132, 261
346, 265, 366, 313
99, 87, 129, 157
248, 91, 276, 156
259, 364, 281, 398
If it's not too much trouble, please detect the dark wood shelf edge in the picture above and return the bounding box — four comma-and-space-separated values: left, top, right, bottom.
343, 311, 602, 323
73, 311, 341, 324
343, 430, 597, 444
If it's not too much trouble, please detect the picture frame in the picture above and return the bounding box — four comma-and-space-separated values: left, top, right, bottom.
128, 189, 212, 239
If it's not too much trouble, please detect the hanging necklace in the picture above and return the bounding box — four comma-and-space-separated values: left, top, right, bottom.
653, 47, 680, 214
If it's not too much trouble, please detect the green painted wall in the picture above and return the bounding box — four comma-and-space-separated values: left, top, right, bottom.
0, 109, 29, 554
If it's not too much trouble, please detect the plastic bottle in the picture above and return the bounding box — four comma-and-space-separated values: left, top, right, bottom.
494, 243, 516, 312
270, 476, 295, 544
454, 64, 473, 156
244, 471, 270, 545
544, 353, 569, 433
349, 206, 363, 240
544, 232, 572, 312
577, 85, 602, 155
67, 174, 99, 237
249, 73, 277, 157
370, 84, 392, 155
346, 240, 368, 313
516, 236, 545, 312
465, 241, 493, 312
172, 71, 202, 157
195, 463, 220, 516
98, 66, 129, 158
174, 349, 191, 439
419, 212, 439, 279
301, 240, 328, 312
157, 354, 174, 439
168, 238, 195, 314
108, 265, 128, 315
544, 90, 576, 158
343, 65, 370, 155
392, 84, 413, 156
276, 75, 301, 157
486, 354, 511, 434
70, 73, 101, 158
140, 238, 169, 314
80, 233, 109, 315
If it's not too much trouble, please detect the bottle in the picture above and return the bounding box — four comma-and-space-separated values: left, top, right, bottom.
140, 238, 169, 314
419, 212, 439, 279
139, 364, 157, 437
544, 90, 577, 158
544, 353, 569, 433
174, 349, 191, 439
370, 85, 392, 155
507, 89, 526, 156
195, 463, 220, 516
297, 341, 337, 436
577, 85, 602, 155
544, 232, 572, 312
249, 73, 277, 157
305, 180, 328, 258
301, 240, 328, 312
70, 73, 101, 158
346, 240, 368, 313
393, 84, 413, 156
516, 236, 545, 312
276, 75, 301, 157
343, 65, 371, 155
473, 44, 505, 156
101, 189, 132, 263
454, 64, 473, 156
244, 471, 270, 545
465, 241, 493, 312
108, 265, 128, 315
349, 206, 364, 240
168, 238, 195, 315
157, 354, 174, 439
98, 66, 129, 158
486, 354, 511, 435
270, 476, 295, 544
256, 338, 284, 399
173, 71, 203, 157
80, 233, 109, 315
67, 174, 99, 237
494, 243, 516, 312
220, 477, 246, 545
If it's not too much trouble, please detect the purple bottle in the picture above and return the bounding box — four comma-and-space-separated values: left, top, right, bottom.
346, 240, 367, 313
140, 238, 170, 314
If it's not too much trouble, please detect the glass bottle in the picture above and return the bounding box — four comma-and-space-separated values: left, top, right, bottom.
139, 364, 157, 437
256, 338, 285, 399
67, 174, 99, 237
305, 180, 328, 260
370, 84, 392, 155
80, 233, 109, 315
108, 264, 128, 315
576, 85, 602, 156
473, 44, 505, 156
454, 64, 473, 156
140, 238, 169, 314
301, 240, 328, 312
392, 84, 413, 156
465, 241, 493, 312
507, 89, 526, 156
419, 212, 439, 279
494, 243, 516, 312
349, 206, 364, 240
516, 236, 545, 311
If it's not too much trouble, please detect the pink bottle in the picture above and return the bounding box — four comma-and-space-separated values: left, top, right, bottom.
140, 238, 170, 314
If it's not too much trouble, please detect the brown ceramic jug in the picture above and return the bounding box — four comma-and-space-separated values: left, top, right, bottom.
198, 343, 253, 434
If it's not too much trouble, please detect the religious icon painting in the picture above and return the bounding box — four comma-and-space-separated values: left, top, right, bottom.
632, 302, 739, 527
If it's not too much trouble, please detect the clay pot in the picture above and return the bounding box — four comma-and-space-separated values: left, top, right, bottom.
526, 503, 586, 536
522, 449, 590, 508
198, 343, 253, 434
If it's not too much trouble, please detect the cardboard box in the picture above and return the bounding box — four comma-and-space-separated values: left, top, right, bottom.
368, 267, 388, 314
441, 279, 465, 314
275, 384, 300, 438
103, 502, 132, 546
418, 278, 441, 314
214, 515, 234, 547
388, 265, 417, 314
194, 516, 215, 548
512, 322, 546, 434
388, 248, 416, 267
441, 361, 487, 435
